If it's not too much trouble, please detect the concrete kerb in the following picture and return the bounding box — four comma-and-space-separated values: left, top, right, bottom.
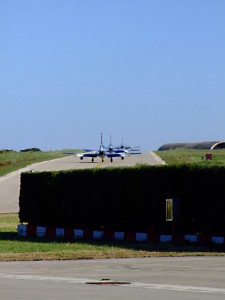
18, 224, 225, 245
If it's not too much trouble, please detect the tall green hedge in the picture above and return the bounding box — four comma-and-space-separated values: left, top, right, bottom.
19, 165, 225, 235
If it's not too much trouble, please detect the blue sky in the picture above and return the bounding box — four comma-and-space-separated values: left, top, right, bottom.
1, 0, 225, 151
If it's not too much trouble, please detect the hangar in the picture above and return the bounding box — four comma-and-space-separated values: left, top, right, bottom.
158, 141, 225, 151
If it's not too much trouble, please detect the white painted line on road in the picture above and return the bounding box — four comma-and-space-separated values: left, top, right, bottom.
1, 274, 225, 295
0, 274, 92, 284
130, 282, 225, 295
150, 151, 166, 165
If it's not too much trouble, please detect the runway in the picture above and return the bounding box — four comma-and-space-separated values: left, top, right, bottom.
0, 152, 164, 213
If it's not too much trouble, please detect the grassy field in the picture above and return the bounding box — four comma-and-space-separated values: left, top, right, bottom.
0, 149, 79, 177
154, 148, 225, 165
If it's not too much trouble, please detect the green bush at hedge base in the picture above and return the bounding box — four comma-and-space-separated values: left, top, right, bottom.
19, 165, 225, 236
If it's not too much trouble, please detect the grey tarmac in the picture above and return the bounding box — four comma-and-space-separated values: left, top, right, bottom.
0, 257, 225, 299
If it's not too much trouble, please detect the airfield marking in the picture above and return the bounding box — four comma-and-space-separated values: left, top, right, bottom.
1, 274, 225, 295
95, 162, 103, 168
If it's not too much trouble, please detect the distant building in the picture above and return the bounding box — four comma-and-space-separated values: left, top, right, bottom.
158, 141, 225, 151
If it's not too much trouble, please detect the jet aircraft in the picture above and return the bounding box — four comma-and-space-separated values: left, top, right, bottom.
64, 133, 125, 163
113, 138, 141, 155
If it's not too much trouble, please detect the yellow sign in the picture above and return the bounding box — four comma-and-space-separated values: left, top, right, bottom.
166, 199, 173, 221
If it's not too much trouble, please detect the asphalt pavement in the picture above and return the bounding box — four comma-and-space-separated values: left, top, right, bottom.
0, 257, 225, 299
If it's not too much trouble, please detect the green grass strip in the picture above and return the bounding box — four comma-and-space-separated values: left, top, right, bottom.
0, 214, 224, 261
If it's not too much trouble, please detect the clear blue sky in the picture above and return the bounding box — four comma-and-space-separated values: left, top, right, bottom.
1, 0, 225, 151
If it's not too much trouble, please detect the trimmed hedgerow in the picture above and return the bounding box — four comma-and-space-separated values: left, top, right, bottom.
19, 165, 225, 235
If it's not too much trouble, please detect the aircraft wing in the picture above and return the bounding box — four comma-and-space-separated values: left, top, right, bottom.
127, 150, 141, 155
76, 151, 99, 158
106, 152, 126, 158
113, 148, 141, 155
113, 149, 126, 154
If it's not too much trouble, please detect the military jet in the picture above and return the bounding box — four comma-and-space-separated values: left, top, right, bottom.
64, 133, 125, 163
113, 138, 141, 155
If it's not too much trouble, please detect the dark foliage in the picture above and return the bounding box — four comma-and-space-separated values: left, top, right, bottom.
20, 148, 41, 152
19, 165, 225, 235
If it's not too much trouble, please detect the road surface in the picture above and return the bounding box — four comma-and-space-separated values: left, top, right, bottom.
0, 152, 164, 213
0, 257, 225, 300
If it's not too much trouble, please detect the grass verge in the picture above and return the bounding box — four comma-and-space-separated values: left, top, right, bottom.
154, 149, 225, 165
0, 150, 79, 177
0, 214, 225, 261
